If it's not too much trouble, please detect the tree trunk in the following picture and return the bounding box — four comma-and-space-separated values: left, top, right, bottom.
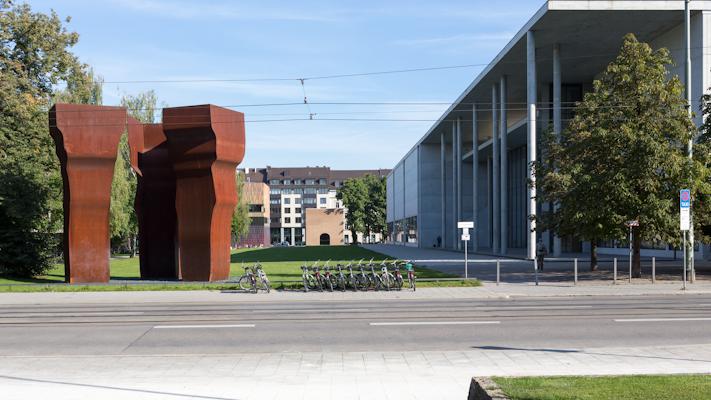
632, 229, 642, 278
590, 240, 598, 271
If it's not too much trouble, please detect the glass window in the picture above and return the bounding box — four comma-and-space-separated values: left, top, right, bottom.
305, 179, 315, 185
304, 188, 316, 194
294, 197, 302, 204
269, 188, 281, 195
318, 179, 326, 185
294, 179, 302, 185
319, 198, 327, 204
248, 204, 263, 213
283, 179, 291, 185
295, 217, 302, 223
284, 208, 291, 214
269, 179, 280, 185
318, 188, 329, 194
303, 198, 316, 204
284, 217, 291, 223
269, 199, 280, 205
295, 208, 301, 214
284, 198, 291, 204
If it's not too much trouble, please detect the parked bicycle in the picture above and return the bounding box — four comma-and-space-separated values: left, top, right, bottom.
238, 265, 257, 293
255, 263, 270, 293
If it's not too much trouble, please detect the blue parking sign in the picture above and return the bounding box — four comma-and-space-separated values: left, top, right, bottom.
680, 189, 691, 209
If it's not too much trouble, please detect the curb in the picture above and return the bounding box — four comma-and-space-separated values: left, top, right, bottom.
468, 377, 510, 400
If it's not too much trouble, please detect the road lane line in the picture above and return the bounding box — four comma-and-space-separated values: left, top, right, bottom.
369, 321, 500, 326
614, 318, 711, 323
153, 324, 255, 329
253, 308, 369, 313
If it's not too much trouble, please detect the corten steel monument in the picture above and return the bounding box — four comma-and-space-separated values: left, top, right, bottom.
49, 104, 126, 283
127, 119, 179, 280
163, 105, 245, 281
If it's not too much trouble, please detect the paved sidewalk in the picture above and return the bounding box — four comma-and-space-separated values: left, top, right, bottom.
2, 281, 711, 305
2, 343, 711, 400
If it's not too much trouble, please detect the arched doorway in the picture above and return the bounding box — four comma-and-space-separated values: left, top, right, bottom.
319, 233, 330, 246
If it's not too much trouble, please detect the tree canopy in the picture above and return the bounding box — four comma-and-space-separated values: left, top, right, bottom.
0, 1, 102, 276
536, 34, 709, 275
337, 174, 387, 243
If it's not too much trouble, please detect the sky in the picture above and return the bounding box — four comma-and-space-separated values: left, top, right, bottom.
30, 0, 543, 169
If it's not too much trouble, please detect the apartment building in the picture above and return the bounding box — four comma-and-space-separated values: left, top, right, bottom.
242, 166, 389, 246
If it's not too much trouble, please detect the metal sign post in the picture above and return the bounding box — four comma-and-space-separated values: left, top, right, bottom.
458, 222, 474, 280
625, 220, 639, 282
680, 189, 691, 287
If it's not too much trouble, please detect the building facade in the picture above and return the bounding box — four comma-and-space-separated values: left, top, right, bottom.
386, 1, 711, 260
243, 166, 389, 246
234, 182, 270, 247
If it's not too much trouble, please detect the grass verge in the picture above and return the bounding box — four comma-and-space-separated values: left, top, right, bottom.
493, 375, 711, 400
0, 245, 480, 292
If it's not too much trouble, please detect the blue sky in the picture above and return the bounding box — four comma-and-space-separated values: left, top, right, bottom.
31, 0, 542, 169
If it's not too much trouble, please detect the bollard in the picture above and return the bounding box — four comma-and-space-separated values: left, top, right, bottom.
614, 258, 617, 284
534, 258, 539, 286
496, 259, 500, 286
629, 256, 632, 284
652, 257, 656, 284
574, 258, 578, 286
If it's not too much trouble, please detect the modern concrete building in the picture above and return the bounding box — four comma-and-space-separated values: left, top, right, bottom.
243, 166, 389, 246
386, 0, 711, 260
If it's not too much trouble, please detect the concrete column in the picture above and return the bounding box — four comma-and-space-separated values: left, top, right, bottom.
472, 105, 479, 252
500, 75, 508, 256
280, 227, 285, 243
452, 121, 458, 250
492, 83, 500, 253
440, 131, 446, 248
552, 43, 563, 256
526, 30, 538, 260
291, 227, 295, 246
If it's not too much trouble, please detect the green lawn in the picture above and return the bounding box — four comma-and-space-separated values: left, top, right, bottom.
494, 375, 711, 400
0, 245, 480, 290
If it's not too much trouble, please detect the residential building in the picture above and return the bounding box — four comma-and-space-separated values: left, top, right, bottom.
242, 166, 389, 246
386, 0, 711, 260
234, 182, 270, 247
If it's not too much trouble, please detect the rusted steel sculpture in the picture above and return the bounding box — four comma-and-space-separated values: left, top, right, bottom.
127, 119, 179, 280
49, 104, 126, 283
163, 105, 245, 281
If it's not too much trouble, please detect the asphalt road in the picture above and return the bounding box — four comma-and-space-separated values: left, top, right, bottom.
1, 295, 710, 356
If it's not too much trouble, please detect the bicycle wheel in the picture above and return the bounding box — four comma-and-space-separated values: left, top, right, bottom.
251, 277, 258, 293
324, 276, 334, 292
356, 275, 369, 291
382, 273, 394, 291
393, 275, 403, 290
238, 275, 251, 291
303, 276, 309, 292
259, 278, 270, 293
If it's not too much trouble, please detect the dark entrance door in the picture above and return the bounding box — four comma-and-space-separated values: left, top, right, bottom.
319, 233, 330, 246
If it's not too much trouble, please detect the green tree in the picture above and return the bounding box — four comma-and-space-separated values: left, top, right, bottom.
0, 1, 102, 277
337, 174, 387, 243
363, 174, 387, 242
695, 91, 711, 243
536, 34, 702, 276
112, 90, 161, 256
231, 171, 251, 243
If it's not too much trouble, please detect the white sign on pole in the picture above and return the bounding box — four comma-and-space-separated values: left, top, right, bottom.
461, 234, 470, 241
457, 221, 474, 229
680, 189, 691, 231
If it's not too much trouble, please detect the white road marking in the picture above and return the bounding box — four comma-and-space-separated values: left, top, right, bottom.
614, 318, 711, 323
153, 324, 255, 329
253, 308, 369, 313
369, 321, 500, 326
